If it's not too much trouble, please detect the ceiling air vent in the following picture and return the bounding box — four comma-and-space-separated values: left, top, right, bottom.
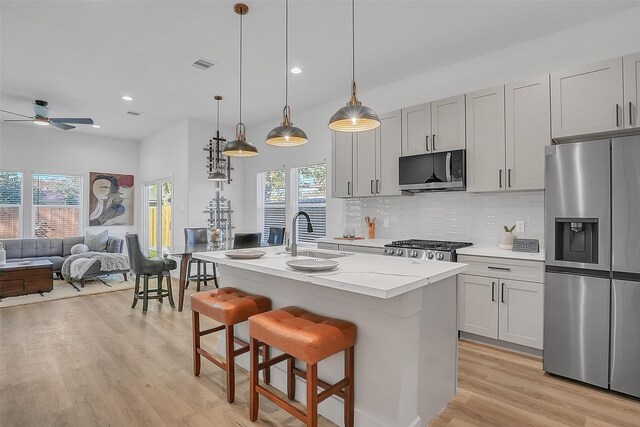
192, 58, 215, 70
127, 111, 141, 116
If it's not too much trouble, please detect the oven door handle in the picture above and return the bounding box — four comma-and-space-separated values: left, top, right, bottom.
446, 152, 452, 183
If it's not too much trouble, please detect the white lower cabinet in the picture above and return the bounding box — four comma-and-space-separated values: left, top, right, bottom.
457, 256, 544, 350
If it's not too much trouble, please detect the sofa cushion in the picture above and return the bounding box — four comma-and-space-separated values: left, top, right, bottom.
63, 237, 85, 256
106, 236, 123, 254
2, 239, 24, 260
71, 244, 90, 255
45, 256, 66, 271
1, 238, 64, 259
36, 239, 63, 257
85, 230, 108, 252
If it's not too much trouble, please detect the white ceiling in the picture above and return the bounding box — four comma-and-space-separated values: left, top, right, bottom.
1, 0, 638, 141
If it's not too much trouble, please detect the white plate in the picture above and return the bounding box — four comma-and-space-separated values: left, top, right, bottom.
286, 258, 339, 272
224, 249, 267, 259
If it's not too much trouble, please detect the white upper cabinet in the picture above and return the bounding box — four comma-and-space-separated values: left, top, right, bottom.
466, 86, 506, 192
401, 103, 431, 156
505, 75, 551, 191
331, 131, 354, 198
431, 95, 466, 152
376, 110, 402, 196
551, 58, 624, 138
353, 130, 377, 197
624, 52, 640, 129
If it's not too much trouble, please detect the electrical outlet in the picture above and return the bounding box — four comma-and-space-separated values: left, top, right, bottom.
383, 218, 389, 228
516, 220, 525, 233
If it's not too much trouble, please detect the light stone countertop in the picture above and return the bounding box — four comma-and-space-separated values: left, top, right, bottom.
456, 245, 545, 262
194, 246, 468, 299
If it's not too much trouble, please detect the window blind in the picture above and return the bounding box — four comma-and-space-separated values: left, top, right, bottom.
257, 169, 286, 245
0, 171, 23, 239
33, 173, 82, 238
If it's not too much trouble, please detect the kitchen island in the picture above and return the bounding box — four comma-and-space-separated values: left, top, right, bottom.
193, 247, 468, 427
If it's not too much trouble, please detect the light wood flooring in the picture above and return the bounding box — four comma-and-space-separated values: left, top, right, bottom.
1, 283, 639, 427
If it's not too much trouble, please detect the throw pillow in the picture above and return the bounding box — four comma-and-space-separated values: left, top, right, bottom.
85, 230, 108, 252
70, 244, 90, 255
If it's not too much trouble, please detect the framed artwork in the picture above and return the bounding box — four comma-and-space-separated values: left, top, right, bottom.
89, 172, 134, 226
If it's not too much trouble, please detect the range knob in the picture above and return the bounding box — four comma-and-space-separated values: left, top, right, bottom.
386, 248, 395, 255
409, 250, 418, 258
426, 251, 434, 259
396, 249, 404, 256
436, 252, 445, 261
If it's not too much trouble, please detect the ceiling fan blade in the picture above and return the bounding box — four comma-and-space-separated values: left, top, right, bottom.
4, 119, 34, 122
50, 117, 94, 125
0, 109, 34, 119
51, 122, 75, 130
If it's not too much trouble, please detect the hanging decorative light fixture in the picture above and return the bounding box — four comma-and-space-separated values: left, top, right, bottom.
328, 0, 380, 133
266, 0, 308, 146
223, 3, 258, 157
208, 96, 228, 181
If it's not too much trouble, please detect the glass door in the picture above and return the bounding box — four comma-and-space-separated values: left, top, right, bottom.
143, 180, 172, 256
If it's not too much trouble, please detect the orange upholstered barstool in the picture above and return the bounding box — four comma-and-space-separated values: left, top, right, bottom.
248, 306, 356, 427
191, 288, 272, 403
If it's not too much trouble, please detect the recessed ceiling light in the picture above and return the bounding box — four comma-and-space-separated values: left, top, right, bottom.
92, 124, 101, 128
290, 67, 302, 74
122, 95, 133, 101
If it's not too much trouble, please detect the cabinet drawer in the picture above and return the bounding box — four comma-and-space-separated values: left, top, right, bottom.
0, 279, 25, 297
457, 255, 543, 283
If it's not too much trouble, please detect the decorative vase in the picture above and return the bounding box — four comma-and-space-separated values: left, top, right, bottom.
368, 224, 375, 239
499, 231, 516, 249
0, 242, 6, 266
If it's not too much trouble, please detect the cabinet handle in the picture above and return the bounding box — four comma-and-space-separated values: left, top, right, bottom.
508, 169, 512, 188
616, 104, 620, 127
488, 266, 511, 271
376, 179, 380, 194
491, 281, 496, 302
501, 282, 506, 303
631, 102, 634, 126
370, 179, 375, 195
425, 135, 430, 152
499, 170, 503, 188
432, 134, 436, 151
347, 182, 351, 196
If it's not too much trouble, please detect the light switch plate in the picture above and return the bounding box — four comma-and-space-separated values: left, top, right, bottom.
516, 220, 525, 233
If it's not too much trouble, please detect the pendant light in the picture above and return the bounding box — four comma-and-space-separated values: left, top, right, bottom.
208, 96, 228, 181
266, 0, 308, 146
223, 3, 258, 157
328, 0, 380, 133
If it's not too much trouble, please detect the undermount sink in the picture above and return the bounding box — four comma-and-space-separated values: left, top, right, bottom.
296, 250, 352, 259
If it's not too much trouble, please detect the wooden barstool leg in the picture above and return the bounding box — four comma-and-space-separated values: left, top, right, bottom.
196, 262, 201, 292
165, 273, 175, 308
203, 262, 208, 287
263, 344, 271, 385
225, 324, 235, 403
131, 274, 140, 308
306, 362, 318, 427
185, 259, 192, 289
212, 262, 219, 288
142, 275, 149, 314
249, 338, 260, 422
287, 357, 296, 400
345, 346, 355, 427
157, 273, 164, 303
193, 310, 201, 376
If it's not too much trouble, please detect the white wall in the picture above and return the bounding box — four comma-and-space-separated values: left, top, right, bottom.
243, 7, 640, 246
0, 123, 138, 241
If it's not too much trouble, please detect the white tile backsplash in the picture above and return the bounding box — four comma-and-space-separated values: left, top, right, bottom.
344, 191, 545, 247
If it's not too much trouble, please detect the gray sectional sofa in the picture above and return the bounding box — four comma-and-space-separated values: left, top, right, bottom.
0, 236, 124, 276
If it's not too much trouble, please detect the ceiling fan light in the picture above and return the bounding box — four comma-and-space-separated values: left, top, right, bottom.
329, 102, 380, 132
33, 117, 49, 126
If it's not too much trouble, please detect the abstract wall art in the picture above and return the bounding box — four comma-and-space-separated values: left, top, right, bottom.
89, 172, 134, 226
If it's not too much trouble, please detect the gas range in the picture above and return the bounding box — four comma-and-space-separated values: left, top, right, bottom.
383, 239, 473, 262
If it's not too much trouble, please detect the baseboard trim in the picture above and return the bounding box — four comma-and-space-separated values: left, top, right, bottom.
459, 332, 542, 359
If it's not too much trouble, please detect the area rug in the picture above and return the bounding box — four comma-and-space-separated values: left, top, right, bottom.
0, 275, 137, 308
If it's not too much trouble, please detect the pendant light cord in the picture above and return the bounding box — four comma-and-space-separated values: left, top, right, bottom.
285, 0, 289, 108
239, 10, 243, 125
216, 98, 221, 164
352, 0, 355, 83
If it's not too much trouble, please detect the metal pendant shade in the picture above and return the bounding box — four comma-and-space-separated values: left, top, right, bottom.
223, 3, 258, 157
208, 168, 228, 181
329, 0, 380, 133
266, 0, 308, 147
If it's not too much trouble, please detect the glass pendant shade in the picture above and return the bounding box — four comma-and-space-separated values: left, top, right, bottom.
266, 106, 308, 146
223, 123, 258, 157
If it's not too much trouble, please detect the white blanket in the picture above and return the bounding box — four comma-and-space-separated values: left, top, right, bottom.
62, 252, 130, 281
69, 258, 98, 280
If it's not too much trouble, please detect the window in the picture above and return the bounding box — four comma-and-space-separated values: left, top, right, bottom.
0, 171, 23, 239
32, 173, 82, 238
257, 169, 286, 245
291, 163, 326, 243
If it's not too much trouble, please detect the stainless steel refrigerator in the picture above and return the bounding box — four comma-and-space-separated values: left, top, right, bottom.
544, 135, 640, 398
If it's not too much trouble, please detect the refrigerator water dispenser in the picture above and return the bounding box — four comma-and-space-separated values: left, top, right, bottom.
554, 218, 599, 264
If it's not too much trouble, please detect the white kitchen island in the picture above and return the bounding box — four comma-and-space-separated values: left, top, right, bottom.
193, 247, 468, 427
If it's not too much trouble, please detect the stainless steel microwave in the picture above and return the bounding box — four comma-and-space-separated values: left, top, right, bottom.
398, 150, 466, 192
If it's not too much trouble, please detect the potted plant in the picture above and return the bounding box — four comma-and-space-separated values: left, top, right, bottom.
500, 225, 517, 249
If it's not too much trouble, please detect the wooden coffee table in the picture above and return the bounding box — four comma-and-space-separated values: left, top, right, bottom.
0, 260, 54, 299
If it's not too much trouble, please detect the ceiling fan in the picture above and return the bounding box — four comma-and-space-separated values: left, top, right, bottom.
1, 100, 94, 130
